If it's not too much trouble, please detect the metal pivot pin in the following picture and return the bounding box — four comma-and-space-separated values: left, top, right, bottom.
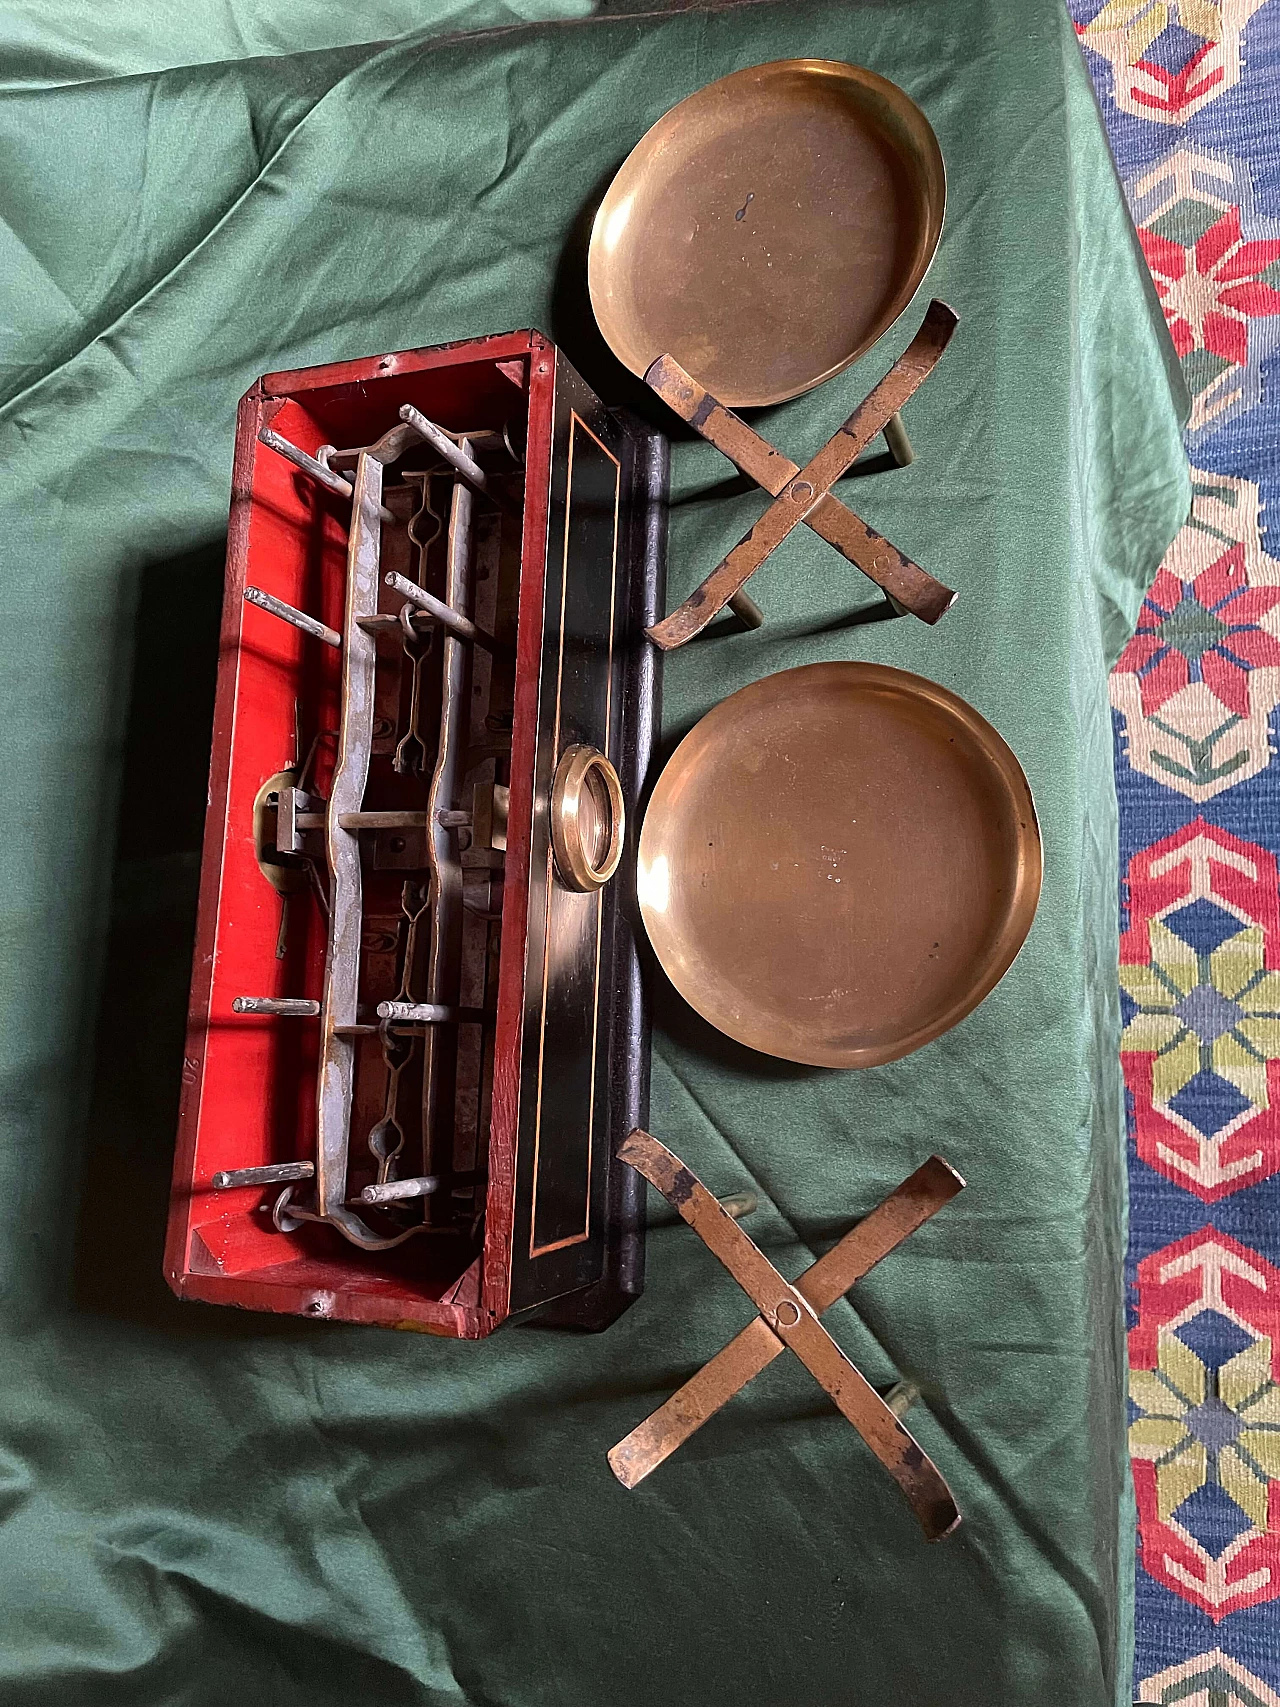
375, 1001, 461, 1024
213, 1160, 316, 1190
397, 405, 519, 512
728, 588, 765, 631
232, 997, 321, 1017
358, 1172, 478, 1205
384, 571, 499, 651
259, 427, 356, 500
258, 427, 395, 523
244, 586, 342, 649
882, 412, 915, 467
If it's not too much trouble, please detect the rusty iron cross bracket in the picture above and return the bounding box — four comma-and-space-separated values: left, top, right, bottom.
609, 1129, 965, 1541
643, 299, 959, 650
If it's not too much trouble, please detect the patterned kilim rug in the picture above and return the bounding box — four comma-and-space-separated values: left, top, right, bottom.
1071, 2, 1280, 1700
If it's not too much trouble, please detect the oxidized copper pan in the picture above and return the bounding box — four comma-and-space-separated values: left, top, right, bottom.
588, 59, 946, 408
637, 662, 1041, 1067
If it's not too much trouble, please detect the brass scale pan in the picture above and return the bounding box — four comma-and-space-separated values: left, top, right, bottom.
590, 60, 1041, 1066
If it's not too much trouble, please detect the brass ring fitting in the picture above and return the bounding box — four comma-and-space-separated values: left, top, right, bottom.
550, 744, 625, 892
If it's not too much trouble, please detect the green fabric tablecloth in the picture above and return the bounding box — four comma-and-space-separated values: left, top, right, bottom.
0, 2, 1189, 1702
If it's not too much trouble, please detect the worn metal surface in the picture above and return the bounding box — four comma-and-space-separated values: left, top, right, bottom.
306, 452, 424, 1251
609, 1131, 961, 1540
212, 1160, 316, 1190
367, 885, 429, 1186
243, 584, 342, 648
399, 405, 518, 512
258, 426, 355, 500
231, 997, 320, 1017
393, 592, 432, 776
384, 569, 497, 651
727, 587, 765, 629
376, 1001, 457, 1024
644, 301, 958, 648
549, 744, 625, 893
637, 660, 1042, 1067
471, 780, 509, 853
882, 411, 915, 467
610, 1159, 958, 1483
422, 471, 475, 1189
356, 610, 435, 638
328, 419, 510, 474
325, 423, 420, 470
360, 1174, 453, 1204
258, 425, 396, 522
275, 784, 325, 856
252, 769, 312, 894
588, 59, 946, 408
335, 810, 429, 831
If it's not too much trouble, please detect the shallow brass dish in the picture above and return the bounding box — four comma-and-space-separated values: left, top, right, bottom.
637, 663, 1041, 1067
588, 59, 946, 409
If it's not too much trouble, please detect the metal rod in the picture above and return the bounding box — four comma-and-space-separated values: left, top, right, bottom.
376, 1001, 457, 1024
232, 997, 321, 1017
336, 810, 429, 831
728, 590, 765, 630
398, 405, 514, 510
882, 410, 915, 467
716, 1190, 758, 1220
259, 427, 396, 522
356, 612, 435, 637
384, 571, 496, 651
259, 427, 355, 499
244, 585, 341, 649
213, 1160, 315, 1190
359, 1174, 455, 1204
885, 1380, 920, 1418
328, 426, 510, 471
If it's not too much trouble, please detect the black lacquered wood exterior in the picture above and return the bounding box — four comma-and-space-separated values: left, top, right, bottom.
505, 358, 665, 1319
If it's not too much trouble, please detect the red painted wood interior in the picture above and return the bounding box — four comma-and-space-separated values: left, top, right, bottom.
167, 333, 540, 1337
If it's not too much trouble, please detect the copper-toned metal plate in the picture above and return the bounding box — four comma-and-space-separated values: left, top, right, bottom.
588, 60, 946, 409
608, 1129, 962, 1539
608, 1151, 964, 1493
637, 663, 1041, 1067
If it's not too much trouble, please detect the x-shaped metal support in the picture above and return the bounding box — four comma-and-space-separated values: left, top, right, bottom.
609, 1129, 964, 1541
644, 300, 959, 650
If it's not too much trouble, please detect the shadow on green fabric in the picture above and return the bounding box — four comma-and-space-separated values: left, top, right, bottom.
71, 543, 309, 1341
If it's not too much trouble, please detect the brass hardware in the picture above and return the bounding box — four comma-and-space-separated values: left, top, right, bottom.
643, 302, 957, 647
608, 1130, 964, 1541
636, 662, 1042, 1068
472, 779, 509, 853
550, 744, 624, 893
252, 769, 310, 894
588, 59, 946, 409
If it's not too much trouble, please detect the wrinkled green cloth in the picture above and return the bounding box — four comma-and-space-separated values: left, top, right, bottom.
0, 2, 1188, 1703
